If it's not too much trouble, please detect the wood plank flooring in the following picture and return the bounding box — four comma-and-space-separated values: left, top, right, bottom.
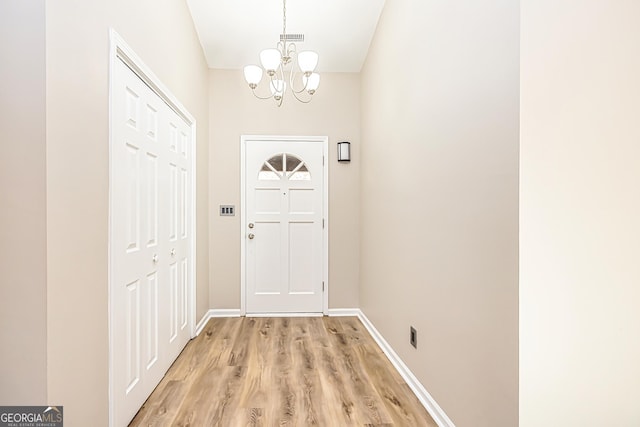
129, 316, 437, 427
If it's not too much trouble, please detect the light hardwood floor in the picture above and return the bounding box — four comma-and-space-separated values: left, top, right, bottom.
129, 316, 437, 426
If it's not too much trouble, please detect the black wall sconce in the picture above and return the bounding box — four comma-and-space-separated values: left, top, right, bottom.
337, 141, 351, 162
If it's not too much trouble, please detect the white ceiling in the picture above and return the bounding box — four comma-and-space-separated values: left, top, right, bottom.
186, 0, 386, 73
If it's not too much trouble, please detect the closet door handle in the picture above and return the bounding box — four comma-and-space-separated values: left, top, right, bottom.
170, 248, 176, 256
152, 254, 158, 263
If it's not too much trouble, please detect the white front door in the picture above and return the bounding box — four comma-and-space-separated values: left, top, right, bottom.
110, 55, 192, 426
244, 139, 326, 314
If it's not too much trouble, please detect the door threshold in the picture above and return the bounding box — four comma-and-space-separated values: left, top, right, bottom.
246, 312, 324, 318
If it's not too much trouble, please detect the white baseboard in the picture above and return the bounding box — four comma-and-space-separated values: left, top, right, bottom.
327, 308, 361, 317
195, 309, 242, 335
210, 309, 242, 317
195, 310, 213, 335
356, 309, 456, 427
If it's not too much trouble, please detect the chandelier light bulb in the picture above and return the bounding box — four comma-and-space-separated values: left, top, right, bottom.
260, 49, 282, 74
243, 65, 263, 87
297, 51, 319, 74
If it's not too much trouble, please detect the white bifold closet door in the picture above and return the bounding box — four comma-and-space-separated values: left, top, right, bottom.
111, 57, 192, 426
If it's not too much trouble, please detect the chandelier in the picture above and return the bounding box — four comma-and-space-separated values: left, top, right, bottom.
243, 0, 320, 107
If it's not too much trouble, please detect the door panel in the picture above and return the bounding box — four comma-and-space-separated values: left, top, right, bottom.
254, 222, 283, 294
168, 261, 178, 343
289, 189, 314, 213
245, 141, 324, 313
255, 188, 281, 213
125, 279, 140, 394
180, 258, 188, 330
169, 163, 178, 242
289, 222, 315, 294
145, 153, 158, 248
144, 272, 158, 370
180, 168, 188, 239
124, 143, 140, 253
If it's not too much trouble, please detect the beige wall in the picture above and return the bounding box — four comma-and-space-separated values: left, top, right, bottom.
45, 0, 209, 424
208, 69, 360, 310
520, 1, 640, 425
0, 0, 47, 405
360, 1, 519, 426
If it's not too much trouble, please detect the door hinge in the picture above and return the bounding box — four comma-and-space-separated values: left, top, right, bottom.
323, 156, 325, 166
322, 218, 325, 229
322, 281, 325, 292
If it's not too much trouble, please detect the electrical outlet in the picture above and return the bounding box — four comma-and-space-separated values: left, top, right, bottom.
410, 326, 417, 349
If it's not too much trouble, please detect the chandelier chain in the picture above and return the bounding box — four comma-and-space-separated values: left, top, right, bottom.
283, 0, 287, 38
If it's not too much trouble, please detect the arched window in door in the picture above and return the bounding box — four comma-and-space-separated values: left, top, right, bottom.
258, 153, 311, 181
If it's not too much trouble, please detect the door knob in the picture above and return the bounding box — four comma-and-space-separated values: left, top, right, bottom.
248, 233, 255, 240
170, 248, 176, 256
152, 254, 158, 263
248, 223, 254, 229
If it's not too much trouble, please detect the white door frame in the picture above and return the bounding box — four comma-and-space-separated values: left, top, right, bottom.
108, 29, 197, 427
240, 135, 329, 316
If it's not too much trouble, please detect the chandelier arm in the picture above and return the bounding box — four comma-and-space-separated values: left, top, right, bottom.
267, 63, 285, 107
251, 86, 276, 100
288, 68, 296, 92
287, 42, 297, 59
249, 70, 280, 100
279, 56, 286, 79
290, 87, 312, 103
289, 69, 311, 94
